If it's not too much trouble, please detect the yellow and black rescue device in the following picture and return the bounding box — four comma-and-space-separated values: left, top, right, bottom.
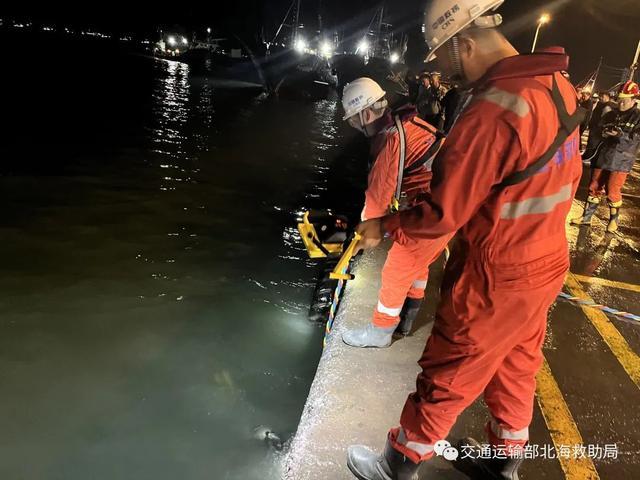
329, 232, 362, 281
297, 211, 349, 259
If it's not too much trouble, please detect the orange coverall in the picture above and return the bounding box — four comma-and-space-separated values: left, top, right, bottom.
363, 113, 451, 329
380, 52, 583, 461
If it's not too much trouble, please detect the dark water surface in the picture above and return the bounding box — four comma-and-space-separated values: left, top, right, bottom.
0, 33, 366, 479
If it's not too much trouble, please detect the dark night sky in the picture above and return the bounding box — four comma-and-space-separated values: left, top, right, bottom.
2, 0, 639, 81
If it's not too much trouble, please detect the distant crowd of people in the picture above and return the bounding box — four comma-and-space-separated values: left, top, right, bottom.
406, 71, 463, 133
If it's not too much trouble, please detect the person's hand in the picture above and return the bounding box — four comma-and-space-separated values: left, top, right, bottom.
603, 127, 622, 138
355, 218, 385, 250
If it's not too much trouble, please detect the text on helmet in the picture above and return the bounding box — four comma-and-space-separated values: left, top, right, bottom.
432, 4, 461, 32
347, 94, 366, 108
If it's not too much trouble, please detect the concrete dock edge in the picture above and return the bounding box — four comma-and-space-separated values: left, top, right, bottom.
282, 246, 460, 479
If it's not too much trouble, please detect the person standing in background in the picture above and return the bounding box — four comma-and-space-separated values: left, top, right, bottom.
572, 81, 640, 233
579, 89, 595, 137
584, 91, 614, 161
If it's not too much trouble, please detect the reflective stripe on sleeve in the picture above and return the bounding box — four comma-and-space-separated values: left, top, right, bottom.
501, 184, 573, 220
412, 279, 428, 290
476, 87, 530, 118
397, 428, 435, 456
376, 301, 403, 317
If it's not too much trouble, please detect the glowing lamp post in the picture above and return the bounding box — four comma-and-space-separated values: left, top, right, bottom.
294, 37, 308, 53
531, 13, 551, 53
320, 41, 333, 58
357, 39, 369, 56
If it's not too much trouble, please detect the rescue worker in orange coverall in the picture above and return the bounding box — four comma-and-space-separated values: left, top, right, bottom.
346, 1, 585, 479
340, 77, 452, 349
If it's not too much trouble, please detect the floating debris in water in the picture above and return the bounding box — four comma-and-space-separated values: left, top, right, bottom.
253, 425, 283, 451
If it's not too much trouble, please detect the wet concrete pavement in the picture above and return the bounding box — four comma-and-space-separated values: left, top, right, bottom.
284, 161, 640, 480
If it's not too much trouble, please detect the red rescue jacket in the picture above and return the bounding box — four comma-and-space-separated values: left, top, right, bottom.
382, 51, 582, 278
363, 110, 439, 221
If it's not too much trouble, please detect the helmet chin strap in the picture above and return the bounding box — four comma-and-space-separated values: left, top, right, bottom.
446, 16, 502, 86
356, 111, 368, 135
358, 107, 386, 137
355, 111, 372, 137
449, 36, 467, 85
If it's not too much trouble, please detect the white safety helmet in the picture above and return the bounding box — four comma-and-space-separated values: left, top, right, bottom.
424, 0, 504, 62
342, 77, 388, 121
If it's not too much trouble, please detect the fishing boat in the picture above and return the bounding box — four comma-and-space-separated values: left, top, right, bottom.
261, 0, 337, 100
331, 4, 409, 107
151, 28, 267, 89
153, 31, 191, 60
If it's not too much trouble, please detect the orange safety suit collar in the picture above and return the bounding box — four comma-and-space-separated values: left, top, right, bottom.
470, 49, 569, 90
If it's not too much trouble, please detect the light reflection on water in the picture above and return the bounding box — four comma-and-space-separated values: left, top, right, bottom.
0, 51, 358, 480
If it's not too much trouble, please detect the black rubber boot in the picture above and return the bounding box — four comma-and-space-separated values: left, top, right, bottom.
607, 200, 622, 233
395, 298, 423, 337
570, 196, 600, 226
347, 438, 422, 480
452, 438, 523, 480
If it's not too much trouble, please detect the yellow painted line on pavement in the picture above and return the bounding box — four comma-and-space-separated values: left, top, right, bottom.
536, 359, 600, 479
573, 273, 640, 294
565, 273, 640, 390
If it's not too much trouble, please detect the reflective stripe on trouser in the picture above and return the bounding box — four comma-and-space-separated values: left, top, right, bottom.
389, 427, 435, 459
372, 234, 451, 329
588, 168, 629, 203
389, 254, 566, 464
485, 417, 529, 456
488, 417, 529, 441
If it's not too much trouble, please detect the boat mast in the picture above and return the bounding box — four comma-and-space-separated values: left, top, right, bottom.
271, 0, 296, 47
294, 0, 302, 44
376, 4, 384, 57
593, 57, 603, 91
629, 39, 640, 82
